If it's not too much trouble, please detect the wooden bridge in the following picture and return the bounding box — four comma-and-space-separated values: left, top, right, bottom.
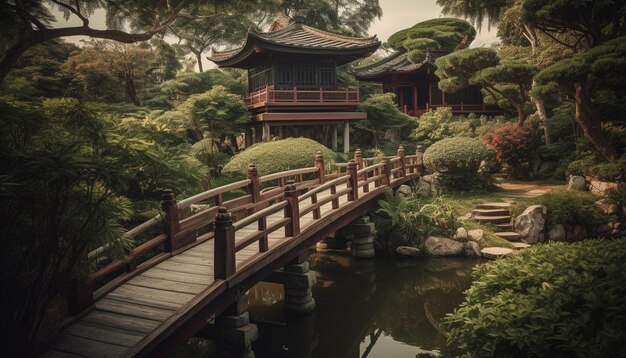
47, 147, 423, 358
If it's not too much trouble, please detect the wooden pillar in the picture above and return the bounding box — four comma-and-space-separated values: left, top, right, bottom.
278, 126, 283, 139
397, 145, 406, 178
263, 122, 270, 142
284, 181, 300, 237
161, 189, 180, 252
347, 160, 358, 201
331, 125, 338, 151
354, 148, 363, 169
412, 86, 418, 114
215, 207, 235, 280
343, 121, 350, 153
314, 151, 325, 184
244, 127, 252, 148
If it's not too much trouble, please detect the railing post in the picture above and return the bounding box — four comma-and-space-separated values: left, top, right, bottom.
345, 87, 349, 103
397, 145, 406, 178
320, 87, 324, 103
354, 148, 363, 170
415, 145, 425, 175
284, 181, 300, 237
247, 164, 261, 210
293, 87, 297, 103
330, 183, 339, 209
347, 160, 358, 201
314, 151, 325, 184
215, 207, 236, 279
383, 158, 392, 185
161, 189, 180, 252
68, 276, 94, 315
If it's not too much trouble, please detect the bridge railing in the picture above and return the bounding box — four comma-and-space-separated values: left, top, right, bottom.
71, 145, 424, 313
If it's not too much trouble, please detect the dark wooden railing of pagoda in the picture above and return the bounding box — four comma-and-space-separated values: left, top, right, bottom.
67, 145, 423, 357
402, 102, 502, 117
245, 85, 360, 109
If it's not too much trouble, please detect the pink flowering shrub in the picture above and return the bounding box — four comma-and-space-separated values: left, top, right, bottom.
483, 120, 542, 178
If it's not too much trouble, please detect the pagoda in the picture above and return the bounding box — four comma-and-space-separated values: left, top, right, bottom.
351, 49, 500, 117
209, 18, 380, 153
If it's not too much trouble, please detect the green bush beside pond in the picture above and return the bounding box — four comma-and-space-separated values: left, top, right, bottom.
445, 238, 626, 357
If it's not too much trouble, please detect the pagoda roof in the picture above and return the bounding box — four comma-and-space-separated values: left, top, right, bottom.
209, 21, 380, 68
351, 50, 437, 80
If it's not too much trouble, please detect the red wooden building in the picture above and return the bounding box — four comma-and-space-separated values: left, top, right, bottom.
209, 19, 380, 152
351, 50, 501, 116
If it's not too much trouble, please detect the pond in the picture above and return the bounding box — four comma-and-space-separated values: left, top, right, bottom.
248, 252, 483, 358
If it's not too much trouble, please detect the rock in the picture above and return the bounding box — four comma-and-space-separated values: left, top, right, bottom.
511, 242, 531, 249
463, 241, 482, 257
595, 199, 619, 215
514, 205, 547, 244
467, 229, 484, 242
597, 223, 612, 234
424, 236, 464, 257
570, 225, 587, 241
418, 173, 441, 196
396, 246, 421, 257
454, 227, 468, 241
538, 161, 558, 176
567, 175, 587, 191
588, 179, 625, 196
614, 222, 622, 230
396, 184, 412, 198
547, 224, 566, 241
480, 247, 514, 259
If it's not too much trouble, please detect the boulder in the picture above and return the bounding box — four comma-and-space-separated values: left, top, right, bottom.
570, 225, 587, 241
396, 184, 412, 198
463, 241, 482, 257
424, 236, 464, 257
538, 161, 558, 176
595, 199, 619, 215
396, 246, 421, 257
514, 205, 547, 244
547, 224, 566, 241
467, 229, 484, 242
454, 227, 468, 241
588, 179, 624, 196
567, 175, 587, 191
418, 173, 441, 196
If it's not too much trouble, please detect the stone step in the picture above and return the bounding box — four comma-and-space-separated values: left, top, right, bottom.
496, 223, 514, 231
473, 215, 512, 224
494, 231, 522, 242
481, 247, 514, 259
471, 208, 511, 217
511, 242, 531, 249
475, 202, 511, 210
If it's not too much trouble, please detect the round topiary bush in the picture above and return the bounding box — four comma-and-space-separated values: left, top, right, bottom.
423, 137, 495, 173
223, 138, 336, 177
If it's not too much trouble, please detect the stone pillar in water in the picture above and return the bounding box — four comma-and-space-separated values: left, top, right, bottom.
282, 261, 317, 314
215, 294, 258, 358
345, 216, 376, 258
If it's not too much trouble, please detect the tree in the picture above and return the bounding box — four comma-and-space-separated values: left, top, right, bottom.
435, 47, 536, 124
0, 0, 265, 82
436, 0, 512, 30
183, 85, 250, 153
356, 93, 414, 147
385, 18, 476, 63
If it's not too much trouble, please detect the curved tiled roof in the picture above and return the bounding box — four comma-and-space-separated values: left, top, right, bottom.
209, 22, 380, 67
351, 50, 438, 79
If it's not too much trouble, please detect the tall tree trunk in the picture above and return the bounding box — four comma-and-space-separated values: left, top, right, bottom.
195, 51, 204, 72
574, 82, 617, 161
515, 103, 526, 125
531, 80, 550, 145
124, 77, 141, 106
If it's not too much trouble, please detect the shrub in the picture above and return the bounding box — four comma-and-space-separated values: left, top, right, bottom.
568, 155, 626, 182
223, 138, 336, 177
483, 119, 543, 179
423, 137, 495, 173
356, 93, 415, 147
445, 239, 626, 357
512, 189, 604, 229
437, 171, 497, 193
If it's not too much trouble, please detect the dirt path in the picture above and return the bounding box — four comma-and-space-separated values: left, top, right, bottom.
497, 180, 565, 201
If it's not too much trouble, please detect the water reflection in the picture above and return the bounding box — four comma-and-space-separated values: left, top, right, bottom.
249, 252, 483, 358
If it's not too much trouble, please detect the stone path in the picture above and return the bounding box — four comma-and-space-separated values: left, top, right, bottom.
497, 180, 564, 201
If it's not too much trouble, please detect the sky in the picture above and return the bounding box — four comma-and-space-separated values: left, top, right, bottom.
53, 0, 500, 71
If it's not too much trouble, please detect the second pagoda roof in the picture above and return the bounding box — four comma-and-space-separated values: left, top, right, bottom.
209, 21, 380, 68
351, 49, 438, 80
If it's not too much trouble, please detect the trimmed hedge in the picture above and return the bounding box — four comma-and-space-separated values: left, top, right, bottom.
223, 138, 336, 177
512, 189, 604, 228
423, 137, 495, 173
445, 239, 626, 357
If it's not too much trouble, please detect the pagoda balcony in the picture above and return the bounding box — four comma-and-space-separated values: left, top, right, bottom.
246, 86, 360, 110
402, 103, 502, 117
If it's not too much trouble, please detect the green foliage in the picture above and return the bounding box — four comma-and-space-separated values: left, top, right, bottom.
512, 190, 604, 228
356, 92, 415, 146
411, 108, 502, 146
159, 69, 247, 103
373, 188, 459, 251
423, 137, 495, 173
567, 156, 626, 182
437, 171, 497, 194
446, 239, 626, 357
386, 18, 476, 63
223, 138, 336, 177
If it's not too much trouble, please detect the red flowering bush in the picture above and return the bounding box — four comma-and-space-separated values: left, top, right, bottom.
483, 120, 542, 178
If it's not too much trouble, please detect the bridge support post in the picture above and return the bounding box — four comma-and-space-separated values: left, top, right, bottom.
343, 216, 376, 258
397, 145, 406, 178
216, 294, 258, 358
347, 160, 358, 201
415, 145, 425, 175
283, 261, 316, 314
215, 207, 236, 280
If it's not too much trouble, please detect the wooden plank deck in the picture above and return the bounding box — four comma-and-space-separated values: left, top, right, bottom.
47, 183, 371, 358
